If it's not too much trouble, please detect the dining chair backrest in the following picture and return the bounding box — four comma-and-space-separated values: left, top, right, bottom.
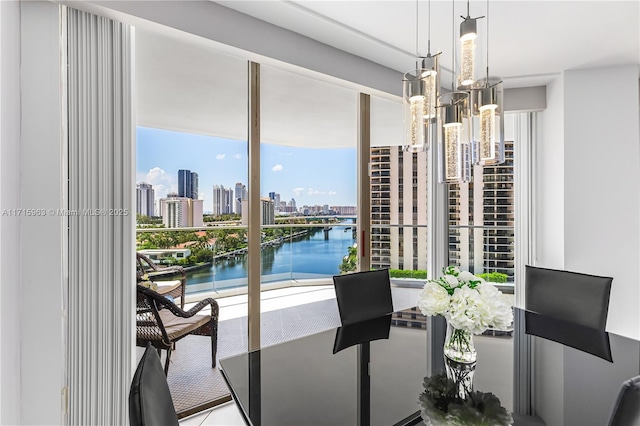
525, 265, 613, 330
332, 269, 393, 326
129, 343, 179, 426
608, 375, 640, 426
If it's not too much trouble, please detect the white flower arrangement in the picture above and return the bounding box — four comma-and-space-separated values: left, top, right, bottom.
418, 266, 513, 335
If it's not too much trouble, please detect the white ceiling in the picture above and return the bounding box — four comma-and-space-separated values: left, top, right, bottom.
216, 0, 640, 89
136, 29, 402, 147
136, 1, 639, 148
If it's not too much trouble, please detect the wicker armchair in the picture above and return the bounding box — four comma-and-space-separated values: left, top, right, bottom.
136, 285, 219, 375
136, 252, 186, 309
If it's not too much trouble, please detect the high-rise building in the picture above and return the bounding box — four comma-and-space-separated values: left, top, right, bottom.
178, 169, 198, 199
190, 172, 198, 199
212, 185, 226, 216
370, 147, 428, 272
225, 188, 234, 214
178, 170, 191, 198
136, 182, 155, 217
159, 194, 204, 228
240, 197, 275, 225
448, 141, 515, 280
268, 192, 281, 212
261, 197, 275, 225
234, 182, 247, 214
213, 185, 236, 215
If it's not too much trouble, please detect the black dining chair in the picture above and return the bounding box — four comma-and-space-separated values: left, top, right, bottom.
129, 342, 179, 426
525, 265, 613, 330
608, 375, 640, 426
332, 269, 393, 326
333, 314, 392, 354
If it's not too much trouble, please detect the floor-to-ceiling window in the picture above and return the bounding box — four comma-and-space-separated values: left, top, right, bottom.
134, 27, 250, 415
260, 64, 358, 335
447, 113, 520, 290
370, 95, 428, 281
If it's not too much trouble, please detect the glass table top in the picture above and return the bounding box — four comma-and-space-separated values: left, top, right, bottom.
219, 308, 640, 426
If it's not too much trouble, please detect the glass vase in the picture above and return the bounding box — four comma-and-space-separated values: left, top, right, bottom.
443, 321, 477, 364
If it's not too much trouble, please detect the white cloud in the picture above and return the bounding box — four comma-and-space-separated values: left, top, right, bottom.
272, 164, 283, 172
233, 154, 242, 160
292, 187, 305, 196
137, 167, 177, 200
216, 154, 226, 160
304, 188, 337, 197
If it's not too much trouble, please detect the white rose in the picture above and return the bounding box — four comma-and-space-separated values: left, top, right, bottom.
418, 281, 451, 317
458, 271, 475, 283
444, 274, 460, 288
477, 283, 514, 330
447, 286, 477, 332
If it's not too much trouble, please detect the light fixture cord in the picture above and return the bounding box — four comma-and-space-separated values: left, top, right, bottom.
451, 0, 455, 92
486, 0, 490, 83
416, 0, 420, 59
427, 0, 431, 54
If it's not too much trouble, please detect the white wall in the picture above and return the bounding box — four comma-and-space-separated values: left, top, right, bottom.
563, 65, 640, 340
533, 79, 567, 424
536, 77, 565, 270
20, 2, 65, 424
0, 1, 22, 424
534, 65, 640, 425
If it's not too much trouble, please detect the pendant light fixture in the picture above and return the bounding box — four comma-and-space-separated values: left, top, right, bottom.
471, 0, 504, 166
438, 92, 472, 183
458, 0, 484, 88
438, 0, 472, 184
402, 0, 441, 153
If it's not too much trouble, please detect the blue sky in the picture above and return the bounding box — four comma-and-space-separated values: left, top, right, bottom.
136, 127, 357, 213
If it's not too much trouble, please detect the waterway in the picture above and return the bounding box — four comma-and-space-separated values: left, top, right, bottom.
185, 225, 356, 293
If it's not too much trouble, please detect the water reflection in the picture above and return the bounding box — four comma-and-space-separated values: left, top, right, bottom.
185, 225, 356, 292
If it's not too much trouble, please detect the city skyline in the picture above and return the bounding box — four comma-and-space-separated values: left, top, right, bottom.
136, 126, 357, 213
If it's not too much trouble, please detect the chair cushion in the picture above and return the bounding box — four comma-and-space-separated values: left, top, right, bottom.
158, 310, 210, 341
155, 280, 181, 295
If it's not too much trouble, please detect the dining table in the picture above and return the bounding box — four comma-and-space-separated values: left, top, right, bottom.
219, 307, 640, 426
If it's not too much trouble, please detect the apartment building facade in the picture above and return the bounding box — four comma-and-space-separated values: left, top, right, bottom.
448, 141, 515, 280
370, 146, 428, 272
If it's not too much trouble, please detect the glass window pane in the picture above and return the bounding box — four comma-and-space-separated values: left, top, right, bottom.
135, 27, 249, 374
260, 64, 358, 337
370, 95, 428, 279
448, 114, 515, 284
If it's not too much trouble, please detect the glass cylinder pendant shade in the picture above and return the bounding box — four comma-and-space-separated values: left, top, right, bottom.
458, 17, 483, 89
472, 77, 504, 165
402, 56, 440, 153
438, 92, 472, 183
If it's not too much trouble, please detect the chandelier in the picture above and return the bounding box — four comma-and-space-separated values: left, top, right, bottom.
437, 0, 505, 184
402, 0, 441, 153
